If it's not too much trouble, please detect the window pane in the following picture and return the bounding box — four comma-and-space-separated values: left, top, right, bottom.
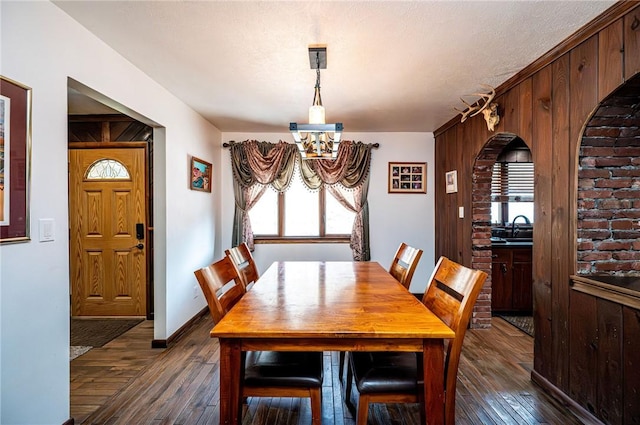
86, 159, 130, 180
508, 202, 534, 223
249, 188, 278, 235
284, 179, 319, 236
491, 202, 502, 224
326, 191, 356, 235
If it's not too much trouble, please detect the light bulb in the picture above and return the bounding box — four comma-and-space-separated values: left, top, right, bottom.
309, 105, 325, 125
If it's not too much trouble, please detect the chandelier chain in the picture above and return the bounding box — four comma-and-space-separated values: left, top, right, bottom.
315, 52, 321, 90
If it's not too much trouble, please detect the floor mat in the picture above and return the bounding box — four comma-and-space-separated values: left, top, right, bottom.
70, 345, 92, 361
70, 318, 144, 347
497, 315, 534, 337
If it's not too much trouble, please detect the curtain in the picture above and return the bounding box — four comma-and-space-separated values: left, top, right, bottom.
231, 183, 267, 250
299, 141, 373, 190
229, 140, 373, 260
302, 141, 373, 260
229, 140, 297, 248
229, 140, 297, 191
326, 178, 370, 260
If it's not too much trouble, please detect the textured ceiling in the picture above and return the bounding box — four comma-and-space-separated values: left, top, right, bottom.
56, 1, 616, 133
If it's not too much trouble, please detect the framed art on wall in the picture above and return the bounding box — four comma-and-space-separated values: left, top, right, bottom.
191, 156, 212, 192
388, 162, 427, 193
445, 170, 458, 194
0, 76, 32, 244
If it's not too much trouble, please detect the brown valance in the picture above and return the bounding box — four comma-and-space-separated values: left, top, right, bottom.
228, 140, 297, 192
299, 141, 373, 190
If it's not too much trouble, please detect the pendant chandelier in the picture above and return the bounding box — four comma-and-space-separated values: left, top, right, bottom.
290, 46, 343, 159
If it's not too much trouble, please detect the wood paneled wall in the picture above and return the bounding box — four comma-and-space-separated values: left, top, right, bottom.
434, 0, 640, 415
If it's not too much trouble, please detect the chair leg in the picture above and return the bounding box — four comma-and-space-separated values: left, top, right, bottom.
344, 356, 353, 406
310, 387, 322, 425
338, 351, 345, 382
356, 393, 370, 425
445, 390, 455, 425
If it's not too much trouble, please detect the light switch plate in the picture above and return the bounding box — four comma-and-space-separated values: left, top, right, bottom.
39, 218, 55, 242
458, 206, 464, 219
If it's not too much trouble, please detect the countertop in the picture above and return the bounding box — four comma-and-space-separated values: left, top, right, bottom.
491, 237, 533, 247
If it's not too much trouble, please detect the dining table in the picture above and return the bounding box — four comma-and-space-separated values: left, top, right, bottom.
210, 260, 456, 425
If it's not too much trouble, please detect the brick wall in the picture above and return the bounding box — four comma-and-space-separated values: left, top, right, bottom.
577, 78, 640, 275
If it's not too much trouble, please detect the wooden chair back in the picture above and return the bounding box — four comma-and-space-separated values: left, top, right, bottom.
389, 242, 423, 289
422, 256, 488, 423
197, 253, 323, 425
194, 256, 246, 324
346, 256, 487, 425
225, 242, 260, 290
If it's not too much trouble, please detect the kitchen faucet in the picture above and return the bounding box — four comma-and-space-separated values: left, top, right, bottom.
511, 215, 531, 237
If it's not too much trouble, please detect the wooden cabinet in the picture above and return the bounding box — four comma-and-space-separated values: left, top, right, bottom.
491, 246, 532, 313
568, 279, 640, 425
491, 248, 512, 311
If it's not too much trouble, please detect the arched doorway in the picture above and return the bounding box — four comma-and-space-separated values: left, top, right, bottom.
471, 132, 534, 327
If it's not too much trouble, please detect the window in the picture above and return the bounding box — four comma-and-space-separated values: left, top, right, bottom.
491, 162, 534, 224
249, 171, 356, 240
85, 159, 130, 180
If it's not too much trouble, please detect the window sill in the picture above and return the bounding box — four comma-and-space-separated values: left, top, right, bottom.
254, 236, 350, 244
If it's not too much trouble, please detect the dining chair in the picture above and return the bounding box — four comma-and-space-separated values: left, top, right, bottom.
338, 242, 424, 383
225, 242, 259, 290
344, 256, 488, 425
194, 256, 324, 425
389, 242, 424, 290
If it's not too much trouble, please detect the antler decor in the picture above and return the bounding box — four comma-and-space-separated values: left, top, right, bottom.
453, 84, 500, 131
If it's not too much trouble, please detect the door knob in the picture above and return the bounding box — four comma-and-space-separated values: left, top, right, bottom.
130, 243, 144, 250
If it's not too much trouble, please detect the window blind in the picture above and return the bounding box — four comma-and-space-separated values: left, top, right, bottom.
491, 162, 534, 202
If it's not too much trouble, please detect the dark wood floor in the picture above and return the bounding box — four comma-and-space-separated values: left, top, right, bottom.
71, 316, 582, 425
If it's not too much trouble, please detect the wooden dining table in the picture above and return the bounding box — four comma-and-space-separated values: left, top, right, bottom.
210, 261, 455, 425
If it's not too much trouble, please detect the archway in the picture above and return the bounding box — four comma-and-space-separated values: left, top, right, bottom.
471, 133, 533, 327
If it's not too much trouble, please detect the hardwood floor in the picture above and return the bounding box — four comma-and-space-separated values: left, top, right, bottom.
71, 316, 581, 425
70, 320, 160, 422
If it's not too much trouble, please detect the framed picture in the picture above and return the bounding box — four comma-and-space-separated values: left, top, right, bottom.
445, 170, 458, 194
190, 156, 212, 192
1, 76, 31, 244
388, 162, 427, 193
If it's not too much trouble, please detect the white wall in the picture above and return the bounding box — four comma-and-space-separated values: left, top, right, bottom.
0, 2, 220, 423
221, 132, 436, 293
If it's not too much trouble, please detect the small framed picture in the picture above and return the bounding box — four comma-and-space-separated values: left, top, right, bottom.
445, 170, 458, 194
191, 156, 212, 192
1, 76, 32, 243
388, 162, 427, 193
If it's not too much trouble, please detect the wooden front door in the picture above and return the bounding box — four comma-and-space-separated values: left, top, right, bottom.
69, 147, 147, 316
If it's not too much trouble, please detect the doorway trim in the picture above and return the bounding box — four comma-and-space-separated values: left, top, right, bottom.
67, 78, 164, 324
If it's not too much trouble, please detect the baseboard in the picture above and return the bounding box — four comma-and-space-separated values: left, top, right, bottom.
62, 418, 74, 425
531, 370, 605, 425
151, 306, 209, 348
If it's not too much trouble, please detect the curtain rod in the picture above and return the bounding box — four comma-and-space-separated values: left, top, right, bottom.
223, 142, 379, 148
